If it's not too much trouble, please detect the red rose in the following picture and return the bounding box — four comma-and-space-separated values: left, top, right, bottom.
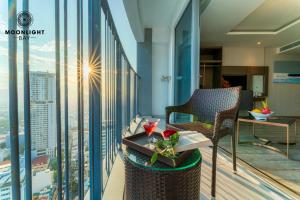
162, 129, 177, 139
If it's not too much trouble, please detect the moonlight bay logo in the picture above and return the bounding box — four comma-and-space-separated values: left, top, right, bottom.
17, 11, 33, 27
5, 11, 45, 40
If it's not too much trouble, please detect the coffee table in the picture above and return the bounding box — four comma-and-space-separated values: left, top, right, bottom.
124, 148, 202, 200
237, 116, 297, 158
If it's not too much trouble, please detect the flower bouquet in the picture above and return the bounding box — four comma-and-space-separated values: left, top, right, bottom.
148, 129, 180, 165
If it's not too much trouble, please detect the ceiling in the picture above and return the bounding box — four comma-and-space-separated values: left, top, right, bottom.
233, 0, 300, 32
201, 0, 300, 50
123, 0, 189, 42
137, 0, 182, 28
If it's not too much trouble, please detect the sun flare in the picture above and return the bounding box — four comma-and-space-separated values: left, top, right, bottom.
83, 65, 91, 78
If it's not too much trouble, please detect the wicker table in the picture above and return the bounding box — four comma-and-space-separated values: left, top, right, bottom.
124, 148, 202, 200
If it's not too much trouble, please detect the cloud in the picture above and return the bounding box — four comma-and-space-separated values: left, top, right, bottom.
0, 15, 8, 43
0, 46, 8, 57
0, 35, 8, 43
0, 14, 6, 30
30, 53, 55, 63
29, 52, 73, 73
31, 40, 71, 53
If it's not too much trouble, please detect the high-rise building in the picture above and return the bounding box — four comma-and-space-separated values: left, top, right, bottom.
0, 161, 25, 200
30, 71, 56, 157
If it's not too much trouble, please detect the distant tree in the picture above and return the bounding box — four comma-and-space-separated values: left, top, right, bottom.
50, 158, 58, 170
70, 162, 79, 198
53, 169, 58, 184
70, 177, 78, 198
0, 143, 6, 149
3, 154, 10, 161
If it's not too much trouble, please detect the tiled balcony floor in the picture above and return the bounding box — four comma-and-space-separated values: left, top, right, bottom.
99, 117, 299, 199
103, 147, 296, 199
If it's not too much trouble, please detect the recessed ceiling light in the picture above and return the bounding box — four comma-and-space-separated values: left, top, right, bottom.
257, 41, 261, 45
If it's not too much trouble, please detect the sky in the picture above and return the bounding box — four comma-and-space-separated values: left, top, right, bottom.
0, 0, 137, 109
108, 0, 137, 69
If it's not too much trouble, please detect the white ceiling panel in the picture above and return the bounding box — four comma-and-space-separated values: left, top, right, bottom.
138, 0, 182, 28
233, 0, 300, 31
201, 0, 300, 49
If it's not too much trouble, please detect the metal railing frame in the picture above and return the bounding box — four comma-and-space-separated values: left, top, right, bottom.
55, 0, 63, 199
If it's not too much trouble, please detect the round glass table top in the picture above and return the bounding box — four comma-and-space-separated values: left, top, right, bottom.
125, 148, 202, 172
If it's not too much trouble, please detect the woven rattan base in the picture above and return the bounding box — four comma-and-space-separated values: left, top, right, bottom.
124, 157, 201, 200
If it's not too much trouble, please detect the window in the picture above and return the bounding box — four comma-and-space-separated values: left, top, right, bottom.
174, 2, 193, 123
2, 0, 138, 199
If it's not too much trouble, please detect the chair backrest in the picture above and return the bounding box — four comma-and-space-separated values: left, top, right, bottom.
188, 87, 241, 123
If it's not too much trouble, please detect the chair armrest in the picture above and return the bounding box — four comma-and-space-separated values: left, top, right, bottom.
165, 104, 191, 124
213, 107, 238, 139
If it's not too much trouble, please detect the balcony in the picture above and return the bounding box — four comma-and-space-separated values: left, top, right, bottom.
1, 0, 300, 200
84, 118, 298, 200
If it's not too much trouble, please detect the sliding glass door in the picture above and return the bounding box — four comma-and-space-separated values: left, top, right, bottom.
174, 2, 192, 122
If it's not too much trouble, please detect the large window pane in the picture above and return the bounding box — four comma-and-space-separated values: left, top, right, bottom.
29, 1, 58, 199
66, 0, 79, 199
0, 0, 138, 199
80, 0, 89, 197
0, 1, 15, 199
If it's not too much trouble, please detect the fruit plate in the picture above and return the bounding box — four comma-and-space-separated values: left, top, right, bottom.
249, 111, 274, 120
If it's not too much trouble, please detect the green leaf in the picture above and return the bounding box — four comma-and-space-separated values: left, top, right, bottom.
150, 152, 158, 165
203, 122, 213, 129
162, 140, 172, 147
262, 100, 268, 109
169, 132, 179, 145
155, 140, 164, 148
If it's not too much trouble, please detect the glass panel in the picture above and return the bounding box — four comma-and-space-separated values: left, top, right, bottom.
121, 56, 128, 131
66, 1, 79, 199
0, 0, 138, 198
82, 0, 89, 196
174, 2, 192, 123
126, 62, 130, 126
0, 1, 14, 199
100, 8, 108, 189
130, 70, 135, 119
28, 1, 58, 199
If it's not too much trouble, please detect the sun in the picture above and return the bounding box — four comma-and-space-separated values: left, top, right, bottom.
83, 65, 91, 78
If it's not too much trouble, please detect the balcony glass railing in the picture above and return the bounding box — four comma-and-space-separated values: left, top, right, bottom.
1, 0, 138, 199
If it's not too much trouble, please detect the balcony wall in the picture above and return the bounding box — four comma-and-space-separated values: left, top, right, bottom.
123, 0, 191, 117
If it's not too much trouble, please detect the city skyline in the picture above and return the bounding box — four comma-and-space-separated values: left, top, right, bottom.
0, 0, 85, 110
0, 0, 136, 107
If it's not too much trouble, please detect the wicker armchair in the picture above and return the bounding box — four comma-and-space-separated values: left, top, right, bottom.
166, 87, 241, 198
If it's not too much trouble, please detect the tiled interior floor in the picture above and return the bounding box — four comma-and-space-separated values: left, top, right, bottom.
219, 119, 300, 197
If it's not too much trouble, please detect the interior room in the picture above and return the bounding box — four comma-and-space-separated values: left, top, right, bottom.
200, 0, 300, 195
